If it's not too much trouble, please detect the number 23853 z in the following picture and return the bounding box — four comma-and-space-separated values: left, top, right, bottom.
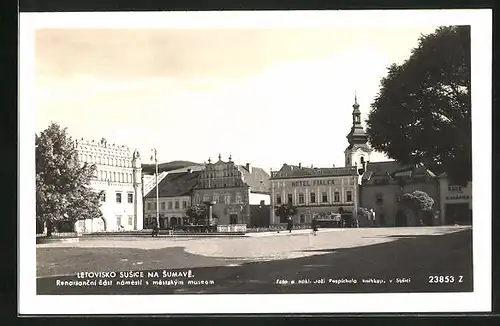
428, 275, 463, 284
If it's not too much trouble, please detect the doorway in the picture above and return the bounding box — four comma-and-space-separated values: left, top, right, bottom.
445, 203, 471, 225
229, 214, 238, 224
395, 210, 407, 227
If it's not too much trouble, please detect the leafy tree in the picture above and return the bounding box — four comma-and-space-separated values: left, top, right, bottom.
367, 26, 471, 186
36, 123, 102, 236
357, 207, 371, 220
275, 204, 297, 223
401, 190, 435, 213
185, 204, 208, 224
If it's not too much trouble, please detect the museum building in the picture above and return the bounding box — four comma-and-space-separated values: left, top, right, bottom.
73, 138, 143, 232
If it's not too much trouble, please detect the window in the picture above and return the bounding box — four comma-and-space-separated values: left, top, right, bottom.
334, 192, 340, 202
322, 192, 328, 203
298, 193, 304, 204
161, 202, 165, 211
116, 192, 122, 203
310, 192, 316, 203
121, 173, 125, 183
287, 194, 293, 204
175, 201, 180, 209
116, 215, 122, 227
203, 194, 210, 202
224, 195, 231, 204
276, 194, 282, 204
183, 201, 187, 209
235, 193, 242, 203
350, 178, 355, 185
128, 215, 133, 226
147, 202, 152, 210
100, 192, 106, 202
346, 191, 352, 202
113, 172, 117, 182
168, 202, 173, 209
214, 194, 219, 203
128, 193, 133, 203
300, 214, 305, 223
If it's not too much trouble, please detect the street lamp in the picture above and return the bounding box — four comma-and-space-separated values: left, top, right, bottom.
150, 148, 160, 227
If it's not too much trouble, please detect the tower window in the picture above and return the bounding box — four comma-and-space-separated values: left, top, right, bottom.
310, 192, 316, 203
287, 194, 293, 204
276, 194, 282, 204
334, 191, 340, 202
322, 192, 328, 203
298, 193, 304, 204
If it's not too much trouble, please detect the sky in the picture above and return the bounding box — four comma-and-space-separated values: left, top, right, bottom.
35, 26, 441, 172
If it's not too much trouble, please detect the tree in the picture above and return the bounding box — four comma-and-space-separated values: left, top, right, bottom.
401, 190, 435, 213
357, 207, 371, 220
36, 123, 102, 236
185, 204, 208, 224
366, 26, 471, 186
274, 204, 297, 223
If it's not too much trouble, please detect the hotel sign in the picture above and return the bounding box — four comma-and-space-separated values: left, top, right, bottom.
291, 179, 340, 187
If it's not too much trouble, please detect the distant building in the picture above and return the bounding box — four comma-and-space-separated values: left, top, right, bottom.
74, 138, 143, 232
360, 161, 440, 226
192, 154, 270, 226
143, 166, 203, 228
437, 174, 472, 225
269, 164, 359, 225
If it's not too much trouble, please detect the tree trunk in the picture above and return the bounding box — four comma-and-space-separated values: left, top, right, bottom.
46, 220, 53, 237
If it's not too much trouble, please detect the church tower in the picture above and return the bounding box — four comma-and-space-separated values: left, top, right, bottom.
344, 93, 372, 175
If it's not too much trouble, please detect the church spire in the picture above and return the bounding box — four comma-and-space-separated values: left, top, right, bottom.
346, 93, 368, 147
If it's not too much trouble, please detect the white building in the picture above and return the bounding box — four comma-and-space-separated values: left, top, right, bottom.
438, 173, 472, 225
74, 138, 143, 232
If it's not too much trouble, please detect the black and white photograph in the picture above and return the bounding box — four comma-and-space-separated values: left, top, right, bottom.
19, 10, 491, 314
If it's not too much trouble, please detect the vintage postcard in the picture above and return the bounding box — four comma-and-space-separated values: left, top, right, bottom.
19, 9, 492, 314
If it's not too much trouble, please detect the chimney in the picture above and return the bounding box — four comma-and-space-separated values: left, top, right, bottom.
187, 168, 192, 174
246, 163, 250, 171
298, 163, 302, 168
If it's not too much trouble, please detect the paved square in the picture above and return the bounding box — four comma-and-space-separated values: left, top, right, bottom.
36, 226, 473, 294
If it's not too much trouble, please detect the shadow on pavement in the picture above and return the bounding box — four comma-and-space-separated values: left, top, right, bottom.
37, 229, 473, 295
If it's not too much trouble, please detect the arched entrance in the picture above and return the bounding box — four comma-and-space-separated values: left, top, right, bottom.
395, 210, 407, 227
229, 214, 238, 225
170, 217, 179, 226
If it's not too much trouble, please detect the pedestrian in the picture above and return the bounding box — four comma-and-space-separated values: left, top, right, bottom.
370, 209, 376, 227
287, 217, 293, 233
311, 217, 318, 236
151, 219, 159, 237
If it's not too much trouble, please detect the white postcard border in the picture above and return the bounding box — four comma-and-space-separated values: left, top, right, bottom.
19, 9, 492, 314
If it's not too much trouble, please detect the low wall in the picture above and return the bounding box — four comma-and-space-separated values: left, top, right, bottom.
217, 224, 247, 233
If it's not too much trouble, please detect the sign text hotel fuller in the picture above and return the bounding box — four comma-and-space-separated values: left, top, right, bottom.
291, 179, 346, 187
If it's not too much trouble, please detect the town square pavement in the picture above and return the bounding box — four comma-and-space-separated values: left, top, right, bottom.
36, 226, 473, 294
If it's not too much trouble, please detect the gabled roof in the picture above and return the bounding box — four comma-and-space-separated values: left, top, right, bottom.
237, 165, 270, 193
362, 161, 436, 180
145, 171, 201, 198
271, 164, 358, 179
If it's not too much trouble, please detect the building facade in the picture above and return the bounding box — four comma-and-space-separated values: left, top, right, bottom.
192, 155, 270, 226
269, 164, 359, 225
438, 174, 472, 225
143, 166, 202, 228
74, 138, 143, 232
360, 161, 440, 226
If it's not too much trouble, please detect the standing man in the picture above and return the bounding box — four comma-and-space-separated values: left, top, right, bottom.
287, 217, 294, 233
151, 218, 159, 237
311, 217, 318, 236
370, 209, 376, 227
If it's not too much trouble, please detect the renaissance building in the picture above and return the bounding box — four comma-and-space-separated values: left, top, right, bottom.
192, 154, 271, 226
73, 138, 143, 232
